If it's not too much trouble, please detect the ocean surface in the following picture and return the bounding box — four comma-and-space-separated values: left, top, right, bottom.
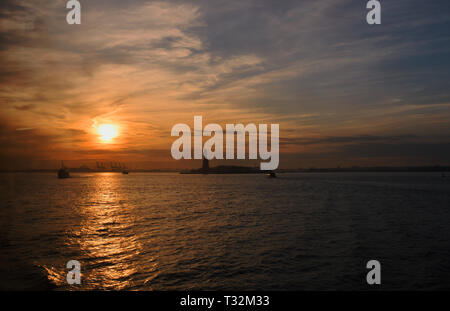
1, 172, 450, 290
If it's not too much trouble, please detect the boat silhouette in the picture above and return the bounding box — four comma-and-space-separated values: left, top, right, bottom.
267, 171, 277, 178
180, 159, 262, 174
57, 161, 70, 179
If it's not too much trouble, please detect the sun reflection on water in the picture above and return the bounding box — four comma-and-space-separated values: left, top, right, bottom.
73, 173, 154, 290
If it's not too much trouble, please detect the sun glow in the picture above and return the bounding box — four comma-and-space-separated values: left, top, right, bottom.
97, 124, 119, 142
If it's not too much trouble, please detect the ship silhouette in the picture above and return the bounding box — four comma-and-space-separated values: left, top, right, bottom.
180, 159, 262, 174
57, 161, 70, 179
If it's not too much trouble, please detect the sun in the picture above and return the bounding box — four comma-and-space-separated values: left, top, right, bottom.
97, 124, 119, 142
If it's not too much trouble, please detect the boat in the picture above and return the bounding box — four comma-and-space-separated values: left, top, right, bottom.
58, 161, 70, 179
181, 159, 262, 174
121, 163, 129, 174
110, 162, 129, 174
267, 171, 277, 178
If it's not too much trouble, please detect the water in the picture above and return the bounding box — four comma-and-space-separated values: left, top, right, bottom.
1, 172, 450, 290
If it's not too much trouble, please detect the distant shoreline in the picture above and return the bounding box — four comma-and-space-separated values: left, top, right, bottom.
1, 166, 449, 173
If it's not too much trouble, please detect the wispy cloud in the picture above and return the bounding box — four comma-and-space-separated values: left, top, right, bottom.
1, 0, 449, 168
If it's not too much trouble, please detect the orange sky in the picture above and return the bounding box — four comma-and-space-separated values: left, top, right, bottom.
1, 0, 450, 170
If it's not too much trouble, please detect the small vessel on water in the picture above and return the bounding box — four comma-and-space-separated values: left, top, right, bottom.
121, 163, 129, 174
57, 161, 70, 179
267, 171, 277, 178
110, 162, 129, 174
181, 159, 262, 174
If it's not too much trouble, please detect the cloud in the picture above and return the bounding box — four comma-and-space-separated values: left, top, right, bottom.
14, 104, 35, 111
1, 0, 450, 167
280, 134, 419, 147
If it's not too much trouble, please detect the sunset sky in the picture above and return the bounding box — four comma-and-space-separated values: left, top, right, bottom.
1, 0, 449, 169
